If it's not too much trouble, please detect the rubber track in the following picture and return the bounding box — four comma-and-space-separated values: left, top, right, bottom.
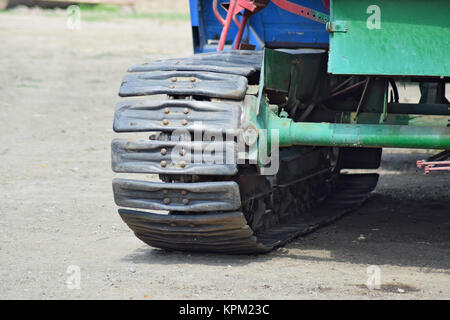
119, 174, 378, 254
113, 50, 379, 254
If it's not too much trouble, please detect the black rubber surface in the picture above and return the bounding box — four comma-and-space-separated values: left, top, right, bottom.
119, 71, 248, 100
112, 51, 381, 254
119, 174, 379, 254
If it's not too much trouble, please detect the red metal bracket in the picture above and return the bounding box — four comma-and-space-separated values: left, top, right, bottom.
216, 0, 268, 51
417, 160, 450, 174
213, 0, 244, 31
417, 150, 450, 174
213, 0, 226, 26
271, 0, 330, 24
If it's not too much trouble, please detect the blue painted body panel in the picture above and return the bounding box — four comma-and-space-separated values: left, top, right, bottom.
189, 0, 329, 53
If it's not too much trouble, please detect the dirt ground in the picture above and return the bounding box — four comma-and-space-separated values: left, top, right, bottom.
0, 6, 449, 300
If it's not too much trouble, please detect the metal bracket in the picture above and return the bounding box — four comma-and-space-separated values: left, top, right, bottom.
326, 21, 348, 33
272, 0, 330, 24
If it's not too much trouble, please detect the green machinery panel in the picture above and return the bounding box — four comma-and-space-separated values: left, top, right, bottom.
328, 0, 450, 76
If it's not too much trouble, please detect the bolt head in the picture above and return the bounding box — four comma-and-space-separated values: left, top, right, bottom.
182, 198, 190, 205
179, 161, 187, 168
243, 126, 259, 146
160, 160, 167, 167
179, 148, 186, 156
183, 108, 189, 114
162, 119, 169, 126
164, 108, 170, 114
161, 148, 167, 155
163, 198, 171, 204
181, 119, 188, 126
181, 190, 188, 195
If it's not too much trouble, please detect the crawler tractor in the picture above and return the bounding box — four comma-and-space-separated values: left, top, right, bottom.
111, 0, 450, 253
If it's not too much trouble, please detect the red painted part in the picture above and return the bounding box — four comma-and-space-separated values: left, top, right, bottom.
216, 0, 267, 51
416, 160, 424, 168
425, 166, 450, 174
322, 0, 330, 11
233, 15, 241, 27
217, 0, 240, 51
213, 0, 244, 28
213, 0, 226, 26
238, 0, 258, 11
233, 14, 249, 49
272, 0, 328, 23
417, 160, 450, 168
417, 160, 450, 174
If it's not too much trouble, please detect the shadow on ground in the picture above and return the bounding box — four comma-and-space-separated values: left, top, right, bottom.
121, 153, 449, 271
121, 189, 449, 272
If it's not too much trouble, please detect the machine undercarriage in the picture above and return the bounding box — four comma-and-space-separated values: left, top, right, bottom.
111, 0, 449, 254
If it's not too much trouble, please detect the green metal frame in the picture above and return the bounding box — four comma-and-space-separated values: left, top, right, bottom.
244, 49, 450, 169
257, 96, 450, 150
328, 0, 450, 77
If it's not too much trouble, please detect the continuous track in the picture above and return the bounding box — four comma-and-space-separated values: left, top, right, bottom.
112, 51, 379, 254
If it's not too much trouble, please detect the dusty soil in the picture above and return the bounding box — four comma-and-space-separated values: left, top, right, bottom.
0, 8, 449, 300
